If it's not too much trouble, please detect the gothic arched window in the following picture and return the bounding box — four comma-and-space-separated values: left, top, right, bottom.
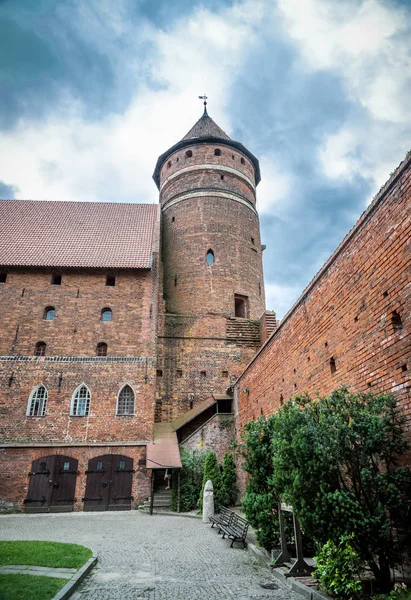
206, 250, 214, 264
101, 308, 112, 322
214, 148, 221, 156
35, 342, 47, 356
117, 384, 135, 416
71, 384, 91, 416
44, 306, 55, 320
27, 385, 48, 417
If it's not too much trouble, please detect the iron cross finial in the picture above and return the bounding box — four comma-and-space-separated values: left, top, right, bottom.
198, 93, 208, 115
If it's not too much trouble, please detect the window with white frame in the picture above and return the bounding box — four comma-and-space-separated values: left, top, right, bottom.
71, 384, 91, 416
27, 385, 48, 417
117, 384, 135, 416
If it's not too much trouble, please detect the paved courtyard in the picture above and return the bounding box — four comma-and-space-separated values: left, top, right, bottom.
0, 511, 298, 600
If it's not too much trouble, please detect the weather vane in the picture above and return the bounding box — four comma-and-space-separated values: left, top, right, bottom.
198, 93, 208, 115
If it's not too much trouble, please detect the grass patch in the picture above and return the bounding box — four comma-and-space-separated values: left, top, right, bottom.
0, 541, 92, 569
0, 573, 69, 600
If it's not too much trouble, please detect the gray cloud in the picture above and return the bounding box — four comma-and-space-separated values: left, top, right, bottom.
0, 180, 18, 198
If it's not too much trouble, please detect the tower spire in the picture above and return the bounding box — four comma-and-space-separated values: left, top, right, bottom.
198, 93, 208, 116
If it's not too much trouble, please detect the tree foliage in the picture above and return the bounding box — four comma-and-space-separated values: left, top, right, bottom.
171, 446, 207, 512
221, 453, 238, 507
271, 388, 409, 591
240, 416, 280, 551
198, 451, 223, 512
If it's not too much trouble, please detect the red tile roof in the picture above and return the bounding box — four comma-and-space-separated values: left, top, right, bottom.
0, 200, 159, 269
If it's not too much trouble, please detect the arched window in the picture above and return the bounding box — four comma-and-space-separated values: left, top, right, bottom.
27, 385, 48, 417
167, 160, 171, 169
185, 150, 193, 158
117, 384, 135, 416
96, 342, 107, 356
206, 250, 214, 264
71, 384, 91, 416
44, 306, 55, 321
240, 157, 245, 165
214, 148, 221, 156
101, 308, 112, 322
35, 342, 47, 356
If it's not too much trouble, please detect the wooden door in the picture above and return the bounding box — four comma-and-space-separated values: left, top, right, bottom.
50, 456, 79, 513
25, 456, 55, 513
83, 455, 134, 511
108, 455, 134, 511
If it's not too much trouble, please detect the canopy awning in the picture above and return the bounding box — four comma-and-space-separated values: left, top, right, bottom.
146, 423, 182, 469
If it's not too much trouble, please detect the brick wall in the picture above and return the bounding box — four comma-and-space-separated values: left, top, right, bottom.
235, 157, 411, 479
181, 414, 235, 463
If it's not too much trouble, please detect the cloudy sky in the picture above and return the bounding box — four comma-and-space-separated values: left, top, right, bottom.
1, 0, 410, 318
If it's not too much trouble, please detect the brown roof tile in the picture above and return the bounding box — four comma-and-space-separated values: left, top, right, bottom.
0, 200, 159, 269
182, 112, 231, 141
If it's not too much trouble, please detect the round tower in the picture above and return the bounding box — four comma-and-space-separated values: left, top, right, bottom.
153, 106, 265, 320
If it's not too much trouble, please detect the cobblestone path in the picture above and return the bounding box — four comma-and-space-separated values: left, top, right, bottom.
1, 512, 298, 599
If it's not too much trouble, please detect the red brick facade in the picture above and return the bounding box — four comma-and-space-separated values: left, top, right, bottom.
235, 156, 411, 490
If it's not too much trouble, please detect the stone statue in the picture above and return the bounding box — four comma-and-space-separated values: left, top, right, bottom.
202, 480, 214, 523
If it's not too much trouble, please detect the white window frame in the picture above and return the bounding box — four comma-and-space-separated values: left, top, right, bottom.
116, 383, 135, 416
70, 383, 91, 417
26, 384, 48, 417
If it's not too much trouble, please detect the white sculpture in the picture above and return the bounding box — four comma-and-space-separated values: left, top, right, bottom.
202, 479, 214, 523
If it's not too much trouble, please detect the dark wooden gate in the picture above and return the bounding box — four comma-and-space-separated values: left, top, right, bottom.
25, 455, 78, 513
83, 455, 134, 511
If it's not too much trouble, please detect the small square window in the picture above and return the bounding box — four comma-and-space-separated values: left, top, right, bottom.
200, 370, 206, 377
96, 461, 104, 471
63, 461, 70, 471
51, 274, 62, 285
176, 369, 182, 378
157, 369, 163, 377
118, 460, 126, 470
0, 273, 7, 283
222, 370, 229, 378
106, 276, 115, 287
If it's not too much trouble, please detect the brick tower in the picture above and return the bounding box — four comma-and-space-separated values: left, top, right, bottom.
153, 105, 266, 422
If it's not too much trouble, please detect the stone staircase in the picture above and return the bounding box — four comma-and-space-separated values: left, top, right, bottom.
226, 318, 260, 345
139, 487, 172, 513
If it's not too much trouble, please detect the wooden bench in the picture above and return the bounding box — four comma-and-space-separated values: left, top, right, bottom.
219, 513, 249, 548
210, 507, 233, 532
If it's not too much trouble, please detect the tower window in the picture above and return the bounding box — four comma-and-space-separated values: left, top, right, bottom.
200, 370, 206, 377
44, 306, 55, 321
330, 356, 337, 374
220, 175, 224, 180
27, 385, 48, 417
157, 369, 163, 377
96, 342, 107, 356
35, 342, 47, 356
206, 250, 215, 264
222, 370, 229, 378
106, 276, 115, 286
241, 157, 245, 165
391, 311, 403, 331
117, 384, 135, 416
167, 160, 171, 169
234, 294, 248, 318
185, 150, 193, 158
51, 274, 62, 285
214, 149, 221, 156
101, 308, 112, 322
0, 273, 7, 283
71, 384, 91, 416
171, 216, 175, 222
174, 274, 178, 287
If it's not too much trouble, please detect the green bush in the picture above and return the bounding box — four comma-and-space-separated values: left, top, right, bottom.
171, 447, 207, 512
198, 451, 223, 512
313, 534, 364, 599
271, 387, 409, 592
221, 453, 238, 506
240, 415, 280, 551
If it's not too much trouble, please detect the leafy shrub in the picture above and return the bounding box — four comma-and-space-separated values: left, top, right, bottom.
271, 388, 409, 592
221, 453, 238, 506
198, 451, 223, 512
240, 415, 280, 551
171, 446, 207, 512
313, 534, 364, 599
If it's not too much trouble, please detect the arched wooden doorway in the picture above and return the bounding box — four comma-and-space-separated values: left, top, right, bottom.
25, 455, 78, 513
83, 455, 134, 511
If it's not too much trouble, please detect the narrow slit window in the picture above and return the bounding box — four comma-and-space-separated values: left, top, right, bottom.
35, 342, 46, 357
167, 160, 171, 169
174, 274, 178, 287
96, 342, 107, 356
241, 157, 245, 165
51, 274, 62, 285
206, 250, 214, 264
391, 311, 403, 331
117, 384, 135, 416
27, 385, 48, 417
176, 369, 182, 378
44, 306, 55, 321
330, 356, 337, 374
101, 308, 112, 322
185, 150, 193, 158
71, 384, 91, 416
106, 276, 115, 287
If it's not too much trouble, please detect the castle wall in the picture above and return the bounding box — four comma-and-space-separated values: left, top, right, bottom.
235, 157, 411, 480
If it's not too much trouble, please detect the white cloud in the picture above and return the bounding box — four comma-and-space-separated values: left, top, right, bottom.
257, 155, 293, 213
265, 282, 303, 319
